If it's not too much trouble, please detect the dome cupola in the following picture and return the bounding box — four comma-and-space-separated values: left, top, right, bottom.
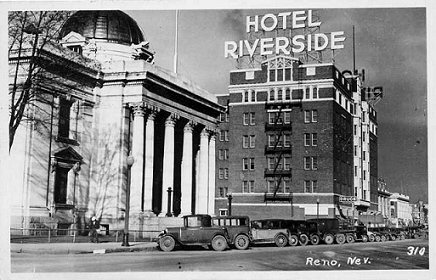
59, 10, 154, 63
59, 10, 144, 45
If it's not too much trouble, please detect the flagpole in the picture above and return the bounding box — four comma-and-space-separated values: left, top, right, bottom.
174, 10, 179, 74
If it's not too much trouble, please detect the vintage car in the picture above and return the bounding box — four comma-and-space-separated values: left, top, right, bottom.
157, 214, 230, 252
307, 218, 357, 244
282, 220, 320, 246
212, 216, 251, 250
250, 219, 290, 247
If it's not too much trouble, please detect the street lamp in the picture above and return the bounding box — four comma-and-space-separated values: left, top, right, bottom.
227, 193, 233, 216
122, 155, 134, 247
316, 198, 320, 220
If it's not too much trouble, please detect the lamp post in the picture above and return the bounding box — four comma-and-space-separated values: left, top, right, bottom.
122, 155, 134, 247
227, 193, 233, 216
166, 187, 173, 217
316, 198, 320, 220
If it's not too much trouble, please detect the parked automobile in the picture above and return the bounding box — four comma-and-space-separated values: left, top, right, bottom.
282, 220, 318, 246
212, 216, 251, 250
157, 214, 230, 252
307, 218, 357, 244
250, 219, 289, 247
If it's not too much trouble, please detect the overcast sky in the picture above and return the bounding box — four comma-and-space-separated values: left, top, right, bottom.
125, 8, 427, 203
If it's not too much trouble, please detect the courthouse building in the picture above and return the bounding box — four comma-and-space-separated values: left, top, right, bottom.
9, 10, 224, 233
215, 55, 380, 220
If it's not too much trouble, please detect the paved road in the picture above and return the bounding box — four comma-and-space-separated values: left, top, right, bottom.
11, 239, 429, 272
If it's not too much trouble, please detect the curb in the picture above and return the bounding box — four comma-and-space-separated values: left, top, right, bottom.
12, 244, 159, 255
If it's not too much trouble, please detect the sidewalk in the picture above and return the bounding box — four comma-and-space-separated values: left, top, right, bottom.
10, 241, 159, 255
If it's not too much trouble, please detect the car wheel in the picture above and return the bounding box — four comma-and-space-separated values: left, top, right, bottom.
361, 234, 368, 243
299, 234, 309, 246
324, 234, 334, 245
310, 234, 320, 245
159, 236, 176, 252
211, 235, 228, 251
335, 233, 346, 244
390, 235, 396, 241
375, 235, 381, 242
274, 233, 288, 247
234, 234, 250, 250
346, 234, 355, 243
381, 235, 387, 242
289, 234, 299, 246
369, 234, 375, 242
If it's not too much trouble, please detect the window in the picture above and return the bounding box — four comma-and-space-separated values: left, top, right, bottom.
362, 112, 366, 122
304, 133, 317, 146
242, 135, 248, 148
363, 151, 366, 160
277, 89, 283, 100
354, 125, 357, 135
218, 149, 228, 160
312, 110, 318, 122
268, 157, 276, 170
249, 135, 255, 148
354, 166, 357, 176
58, 97, 72, 138
363, 170, 366, 180
219, 209, 228, 216
304, 157, 311, 170
312, 86, 318, 99
244, 91, 249, 102
312, 133, 318, 146
68, 45, 83, 54
243, 158, 255, 170
283, 157, 291, 170
304, 181, 311, 192
268, 135, 275, 147
269, 89, 275, 101
269, 112, 276, 124
243, 158, 248, 170
363, 132, 366, 142
304, 156, 317, 170
242, 180, 254, 193
304, 110, 311, 123
219, 130, 229, 142
304, 180, 318, 193
218, 168, 224, 179
285, 89, 291, 100
305, 87, 310, 99
219, 187, 228, 197
354, 146, 357, 156
283, 179, 291, 193
284, 111, 291, 124
250, 112, 255, 125
304, 133, 311, 146
243, 113, 249, 125
312, 157, 318, 170
251, 91, 256, 102
283, 133, 291, 147
224, 168, 229, 179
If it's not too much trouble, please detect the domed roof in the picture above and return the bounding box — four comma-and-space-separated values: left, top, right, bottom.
59, 10, 144, 45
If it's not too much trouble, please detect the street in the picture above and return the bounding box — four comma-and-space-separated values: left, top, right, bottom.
11, 238, 428, 272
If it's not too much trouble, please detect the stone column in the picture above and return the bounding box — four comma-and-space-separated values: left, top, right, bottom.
180, 121, 195, 215
197, 128, 209, 214
130, 106, 145, 214
143, 110, 157, 214
207, 133, 216, 215
161, 114, 177, 216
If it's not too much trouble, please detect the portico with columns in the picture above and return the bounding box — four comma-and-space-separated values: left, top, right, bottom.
108, 60, 225, 228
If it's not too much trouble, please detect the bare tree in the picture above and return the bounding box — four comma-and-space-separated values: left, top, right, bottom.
8, 11, 72, 151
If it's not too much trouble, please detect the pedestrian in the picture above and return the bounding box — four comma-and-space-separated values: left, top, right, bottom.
89, 216, 100, 243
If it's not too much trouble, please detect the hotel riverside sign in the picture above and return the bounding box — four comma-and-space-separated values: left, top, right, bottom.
224, 10, 346, 58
